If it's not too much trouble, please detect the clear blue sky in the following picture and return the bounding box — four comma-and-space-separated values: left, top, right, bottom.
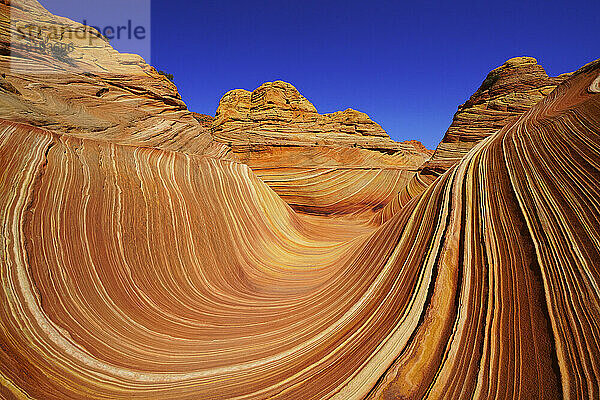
78, 1, 600, 148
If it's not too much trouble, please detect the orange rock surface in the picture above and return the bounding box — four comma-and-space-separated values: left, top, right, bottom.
1, 2, 600, 399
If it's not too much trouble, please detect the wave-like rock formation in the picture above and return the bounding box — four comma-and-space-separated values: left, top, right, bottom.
1, 2, 600, 399
374, 57, 570, 223
209, 80, 432, 218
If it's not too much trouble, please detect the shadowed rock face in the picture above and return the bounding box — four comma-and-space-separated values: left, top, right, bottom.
373, 56, 571, 224
1, 2, 600, 400
191, 112, 215, 129
210, 80, 433, 218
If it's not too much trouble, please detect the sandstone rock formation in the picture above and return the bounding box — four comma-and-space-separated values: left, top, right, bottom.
209, 80, 433, 217
427, 56, 569, 170
0, 0, 223, 157
373, 56, 571, 224
1, 2, 600, 399
212, 81, 389, 139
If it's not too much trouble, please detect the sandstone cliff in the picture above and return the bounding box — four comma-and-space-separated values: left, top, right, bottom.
0, 0, 432, 220
427, 56, 569, 171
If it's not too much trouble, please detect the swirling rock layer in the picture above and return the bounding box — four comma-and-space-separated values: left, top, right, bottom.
1, 2, 600, 399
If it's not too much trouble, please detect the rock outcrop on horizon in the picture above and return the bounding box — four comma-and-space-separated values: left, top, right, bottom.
211, 80, 390, 140
373, 56, 571, 223
208, 80, 432, 217
429, 56, 569, 171
1, 2, 600, 400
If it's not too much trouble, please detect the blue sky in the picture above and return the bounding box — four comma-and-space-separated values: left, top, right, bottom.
44, 0, 600, 148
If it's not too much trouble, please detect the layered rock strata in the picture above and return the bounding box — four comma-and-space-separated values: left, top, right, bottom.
2, 57, 599, 400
